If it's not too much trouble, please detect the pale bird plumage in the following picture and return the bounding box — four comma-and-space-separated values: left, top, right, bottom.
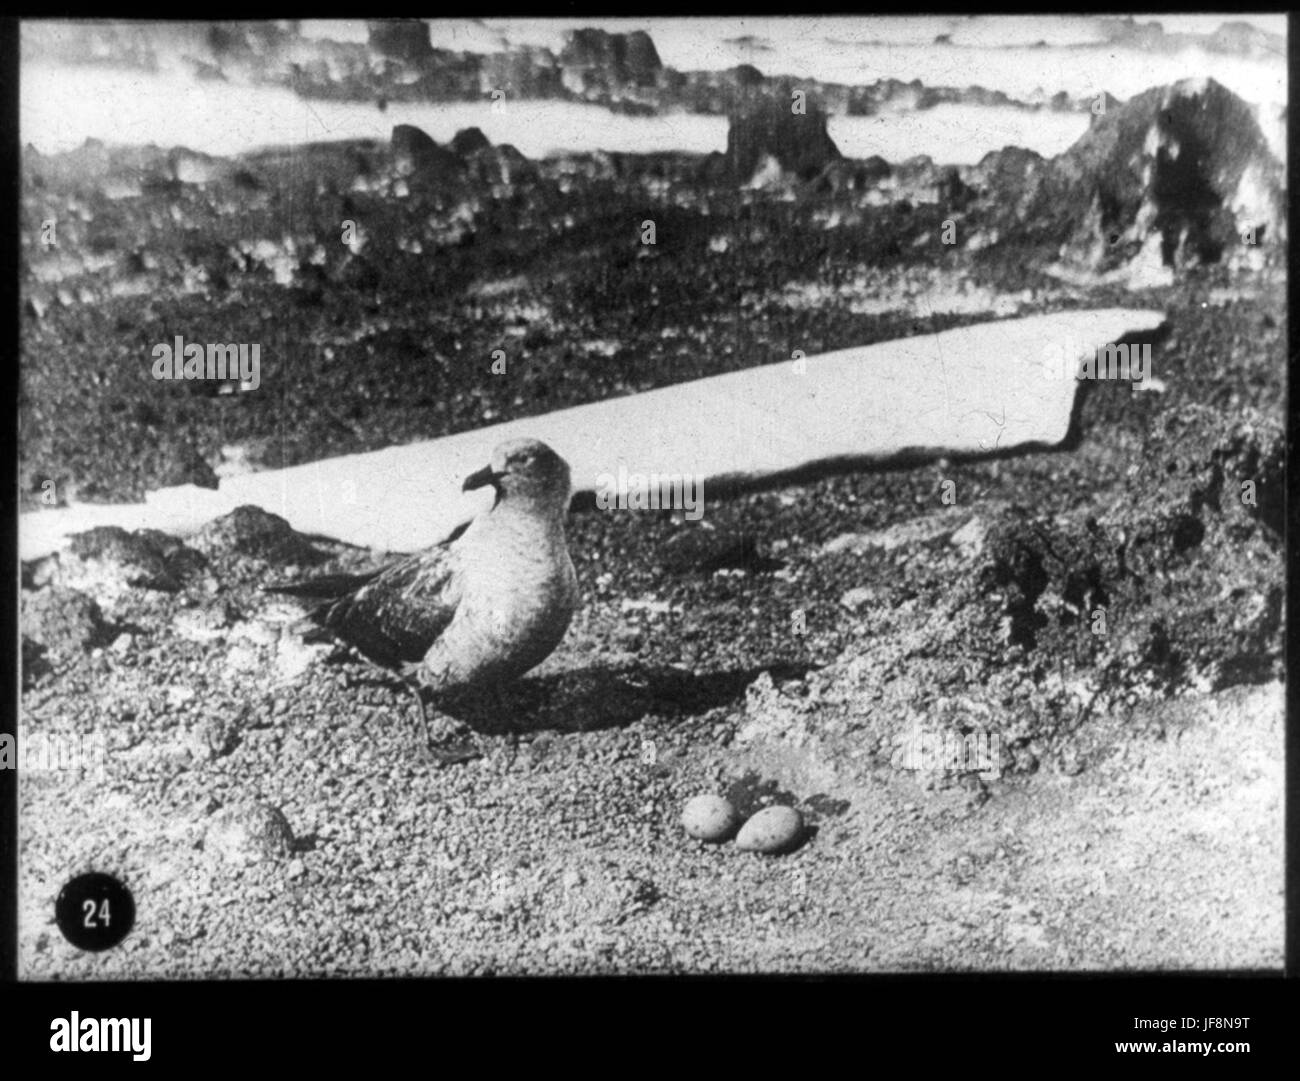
270, 438, 579, 759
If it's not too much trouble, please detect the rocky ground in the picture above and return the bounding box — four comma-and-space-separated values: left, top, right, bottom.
17, 23, 1286, 974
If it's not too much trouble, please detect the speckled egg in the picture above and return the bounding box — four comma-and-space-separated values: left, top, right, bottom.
735, 805, 803, 854
681, 794, 741, 843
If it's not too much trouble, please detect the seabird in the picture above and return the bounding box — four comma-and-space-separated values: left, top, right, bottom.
270, 437, 579, 763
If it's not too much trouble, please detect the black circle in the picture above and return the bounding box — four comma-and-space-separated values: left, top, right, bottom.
55, 873, 135, 952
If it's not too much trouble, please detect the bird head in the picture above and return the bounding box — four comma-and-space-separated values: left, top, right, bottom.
462, 438, 572, 512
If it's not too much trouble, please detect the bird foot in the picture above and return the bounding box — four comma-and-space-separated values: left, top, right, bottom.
417, 717, 484, 767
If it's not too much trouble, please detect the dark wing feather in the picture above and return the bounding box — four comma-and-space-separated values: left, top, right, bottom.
264, 571, 384, 599
271, 545, 463, 668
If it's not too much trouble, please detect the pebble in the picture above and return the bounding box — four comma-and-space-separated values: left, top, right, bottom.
196, 714, 241, 760
840, 587, 875, 612
735, 805, 804, 854
680, 794, 740, 843
205, 802, 294, 866
949, 516, 987, 558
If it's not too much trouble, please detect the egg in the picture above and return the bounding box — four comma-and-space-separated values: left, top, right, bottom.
735, 805, 803, 854
681, 794, 740, 843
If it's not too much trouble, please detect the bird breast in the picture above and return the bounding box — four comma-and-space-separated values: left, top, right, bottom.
424, 510, 577, 685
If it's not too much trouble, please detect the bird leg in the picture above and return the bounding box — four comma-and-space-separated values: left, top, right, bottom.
397, 663, 482, 767
400, 677, 434, 748
338, 650, 460, 761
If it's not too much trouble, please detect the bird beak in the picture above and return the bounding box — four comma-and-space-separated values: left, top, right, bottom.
462, 463, 502, 492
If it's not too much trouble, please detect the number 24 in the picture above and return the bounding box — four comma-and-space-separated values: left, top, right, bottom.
82, 899, 110, 927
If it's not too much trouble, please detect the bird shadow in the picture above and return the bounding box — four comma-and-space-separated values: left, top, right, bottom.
431, 660, 819, 736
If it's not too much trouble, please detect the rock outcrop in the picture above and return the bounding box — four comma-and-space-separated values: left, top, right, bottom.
559, 28, 662, 93
478, 47, 564, 99
725, 92, 842, 185
449, 126, 492, 157
1052, 78, 1284, 270
980, 78, 1285, 277
390, 124, 463, 180
367, 19, 433, 64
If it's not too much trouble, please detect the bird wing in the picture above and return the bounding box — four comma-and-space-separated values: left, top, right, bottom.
264, 571, 385, 599
272, 543, 464, 669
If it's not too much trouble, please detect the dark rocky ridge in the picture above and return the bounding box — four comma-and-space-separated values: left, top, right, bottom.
22, 20, 1158, 120
19, 75, 1282, 375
